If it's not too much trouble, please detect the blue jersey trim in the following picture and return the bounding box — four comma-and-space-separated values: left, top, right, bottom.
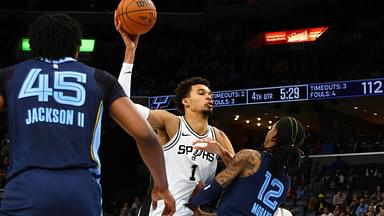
90, 101, 103, 168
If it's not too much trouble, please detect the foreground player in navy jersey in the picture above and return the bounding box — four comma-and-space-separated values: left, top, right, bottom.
0, 14, 175, 216
187, 116, 305, 216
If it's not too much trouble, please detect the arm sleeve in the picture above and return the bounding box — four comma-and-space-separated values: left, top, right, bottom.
96, 69, 150, 119
134, 103, 150, 120
188, 178, 223, 208
95, 69, 127, 108
118, 63, 133, 97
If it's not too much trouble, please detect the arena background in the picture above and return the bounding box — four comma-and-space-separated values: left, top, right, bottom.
0, 0, 383, 215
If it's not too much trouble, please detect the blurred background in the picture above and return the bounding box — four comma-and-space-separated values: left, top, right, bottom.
0, 0, 383, 215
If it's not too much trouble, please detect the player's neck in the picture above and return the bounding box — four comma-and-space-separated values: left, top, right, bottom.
184, 112, 209, 135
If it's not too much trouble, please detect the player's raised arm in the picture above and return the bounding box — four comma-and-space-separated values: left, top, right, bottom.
115, 11, 180, 149
115, 12, 139, 65
114, 11, 139, 97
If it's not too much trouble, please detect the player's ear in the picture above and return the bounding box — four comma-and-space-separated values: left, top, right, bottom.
182, 98, 190, 107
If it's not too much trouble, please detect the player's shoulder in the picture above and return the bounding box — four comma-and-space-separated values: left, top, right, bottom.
236, 149, 261, 159
147, 109, 179, 132
151, 109, 179, 121
1, 59, 32, 72
236, 149, 261, 177
211, 127, 229, 140
0, 65, 15, 74
94, 67, 108, 74
211, 126, 223, 133
234, 149, 261, 167
93, 67, 110, 76
93, 68, 118, 83
0, 64, 17, 81
210, 127, 234, 155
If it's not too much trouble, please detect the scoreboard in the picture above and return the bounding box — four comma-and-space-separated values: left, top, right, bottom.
148, 78, 384, 110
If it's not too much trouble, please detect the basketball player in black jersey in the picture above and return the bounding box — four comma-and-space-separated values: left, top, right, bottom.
0, 13, 175, 216
188, 116, 305, 216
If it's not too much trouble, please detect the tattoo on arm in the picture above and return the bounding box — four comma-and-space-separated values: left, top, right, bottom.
241, 152, 260, 177
215, 150, 252, 188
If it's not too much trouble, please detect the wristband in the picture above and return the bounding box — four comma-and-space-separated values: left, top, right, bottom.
121, 62, 133, 73
118, 63, 134, 97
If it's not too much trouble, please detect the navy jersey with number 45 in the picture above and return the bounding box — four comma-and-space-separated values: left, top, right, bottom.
0, 58, 125, 181
217, 151, 290, 216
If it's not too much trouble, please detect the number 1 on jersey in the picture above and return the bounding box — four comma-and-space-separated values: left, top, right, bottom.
190, 164, 198, 181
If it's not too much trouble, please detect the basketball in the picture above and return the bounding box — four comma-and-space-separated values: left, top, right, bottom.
116, 0, 157, 35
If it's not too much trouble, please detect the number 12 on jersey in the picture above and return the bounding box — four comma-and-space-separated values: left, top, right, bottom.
257, 171, 285, 210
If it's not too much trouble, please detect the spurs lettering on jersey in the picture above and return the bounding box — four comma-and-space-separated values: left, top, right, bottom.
177, 145, 216, 162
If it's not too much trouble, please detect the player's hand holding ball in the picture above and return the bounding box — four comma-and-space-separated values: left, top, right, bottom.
115, 0, 157, 35
114, 0, 157, 61
114, 11, 139, 53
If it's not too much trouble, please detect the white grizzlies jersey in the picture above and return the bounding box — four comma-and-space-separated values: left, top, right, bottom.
149, 116, 218, 216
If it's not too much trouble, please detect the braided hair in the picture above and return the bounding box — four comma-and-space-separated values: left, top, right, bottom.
267, 116, 305, 177
28, 13, 82, 60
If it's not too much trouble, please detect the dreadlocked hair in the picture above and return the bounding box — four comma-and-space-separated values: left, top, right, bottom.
29, 13, 82, 60
268, 116, 305, 177
174, 77, 210, 115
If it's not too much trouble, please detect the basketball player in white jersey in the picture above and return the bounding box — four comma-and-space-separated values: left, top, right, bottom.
114, 14, 235, 216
